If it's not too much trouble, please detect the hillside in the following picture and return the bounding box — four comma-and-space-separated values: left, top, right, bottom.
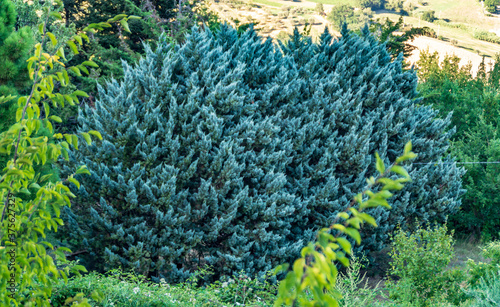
208, 0, 500, 74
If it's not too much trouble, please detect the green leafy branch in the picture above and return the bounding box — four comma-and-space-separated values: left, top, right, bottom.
0, 1, 138, 305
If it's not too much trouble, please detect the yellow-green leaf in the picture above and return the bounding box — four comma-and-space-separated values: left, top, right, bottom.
67, 40, 79, 55
375, 152, 385, 174
81, 132, 91, 145
88, 130, 103, 140
344, 228, 361, 245
50, 115, 62, 123
120, 19, 131, 33
47, 32, 57, 46
336, 237, 352, 255
68, 177, 80, 189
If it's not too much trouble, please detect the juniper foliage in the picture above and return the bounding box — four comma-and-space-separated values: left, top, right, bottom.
61, 25, 465, 282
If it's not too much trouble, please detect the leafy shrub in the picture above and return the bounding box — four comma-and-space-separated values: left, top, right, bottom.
60, 24, 464, 283
467, 241, 500, 287
328, 5, 373, 30
421, 10, 436, 22
473, 30, 500, 44
51, 267, 274, 307
484, 0, 500, 13
451, 118, 500, 242
386, 224, 466, 305
314, 3, 324, 14
356, 0, 383, 9
465, 273, 500, 306
0, 2, 136, 305
208, 269, 277, 305
334, 255, 380, 306
417, 52, 500, 241
0, 0, 34, 163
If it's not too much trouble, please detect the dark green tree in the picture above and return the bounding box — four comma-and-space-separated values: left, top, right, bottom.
484, 0, 500, 13
328, 4, 371, 30
384, 0, 404, 12
369, 17, 436, 60
356, 0, 382, 9
421, 10, 437, 22
314, 3, 324, 14
0, 0, 34, 168
417, 52, 500, 241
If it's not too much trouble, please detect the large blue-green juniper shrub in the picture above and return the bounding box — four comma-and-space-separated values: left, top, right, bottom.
59, 24, 465, 282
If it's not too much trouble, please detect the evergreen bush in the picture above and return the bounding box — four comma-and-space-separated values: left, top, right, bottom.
61, 25, 465, 282
0, 0, 34, 169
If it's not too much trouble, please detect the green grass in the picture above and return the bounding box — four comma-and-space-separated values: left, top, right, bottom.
448, 239, 489, 271
306, 0, 352, 5
49, 267, 277, 307
373, 12, 500, 58
253, 0, 284, 8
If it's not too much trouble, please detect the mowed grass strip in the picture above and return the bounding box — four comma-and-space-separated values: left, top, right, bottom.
253, 0, 284, 7
305, 0, 352, 4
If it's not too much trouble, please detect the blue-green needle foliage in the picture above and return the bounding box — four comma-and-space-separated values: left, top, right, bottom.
60, 24, 465, 282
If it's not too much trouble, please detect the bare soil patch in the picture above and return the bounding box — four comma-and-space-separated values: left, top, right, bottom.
406, 36, 496, 76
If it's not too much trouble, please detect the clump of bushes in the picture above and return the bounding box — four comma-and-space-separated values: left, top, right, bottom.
417, 51, 500, 242
467, 241, 500, 287
59, 24, 464, 283
386, 224, 468, 306
50, 267, 277, 307
421, 10, 437, 22
473, 30, 500, 44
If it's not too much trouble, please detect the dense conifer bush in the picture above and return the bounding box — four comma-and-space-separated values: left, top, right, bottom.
60, 25, 465, 282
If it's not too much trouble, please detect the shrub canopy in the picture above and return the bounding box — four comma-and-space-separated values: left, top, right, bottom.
61, 25, 465, 282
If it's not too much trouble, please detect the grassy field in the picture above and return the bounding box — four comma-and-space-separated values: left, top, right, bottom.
375, 12, 500, 57
253, 0, 284, 8
306, 0, 351, 4
210, 0, 500, 60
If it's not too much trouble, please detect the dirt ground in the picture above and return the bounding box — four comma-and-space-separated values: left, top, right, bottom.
406, 36, 496, 76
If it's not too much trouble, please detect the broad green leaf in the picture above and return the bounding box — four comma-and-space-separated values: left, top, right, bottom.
68, 177, 80, 189
74, 35, 83, 45
78, 64, 89, 75
336, 237, 352, 255
336, 212, 349, 220
72, 134, 79, 150
107, 14, 128, 23
47, 32, 57, 46
404, 141, 412, 155
57, 46, 66, 61
293, 258, 305, 279
375, 152, 385, 174
75, 166, 91, 175
43, 102, 50, 117
73, 90, 89, 97
64, 134, 72, 145
390, 165, 410, 179
68, 66, 81, 76
67, 40, 79, 55
82, 60, 98, 68
120, 19, 131, 33
81, 132, 91, 145
88, 130, 103, 140
344, 228, 361, 245
49, 12, 62, 20
50, 115, 62, 123
358, 213, 377, 227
